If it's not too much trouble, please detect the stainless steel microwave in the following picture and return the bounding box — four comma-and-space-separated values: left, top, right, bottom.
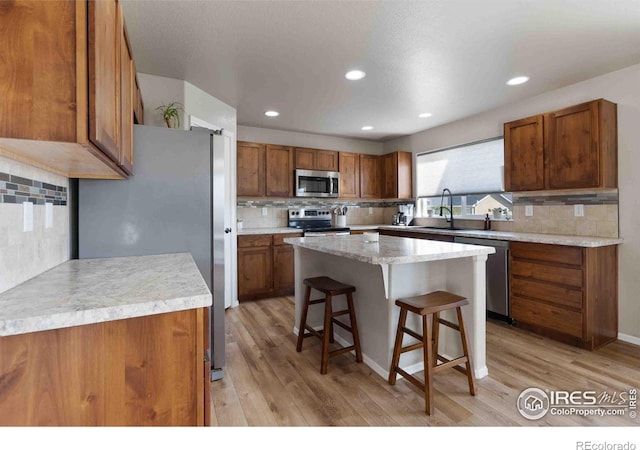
295, 169, 340, 197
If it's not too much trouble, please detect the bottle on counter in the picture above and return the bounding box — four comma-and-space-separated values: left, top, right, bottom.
484, 213, 491, 230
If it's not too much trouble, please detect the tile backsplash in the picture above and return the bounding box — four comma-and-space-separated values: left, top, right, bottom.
0, 156, 69, 294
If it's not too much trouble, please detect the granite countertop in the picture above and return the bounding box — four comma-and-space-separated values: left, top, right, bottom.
0, 253, 212, 337
284, 235, 495, 265
239, 224, 622, 247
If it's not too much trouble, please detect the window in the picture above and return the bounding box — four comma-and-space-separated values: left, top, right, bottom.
415, 137, 511, 218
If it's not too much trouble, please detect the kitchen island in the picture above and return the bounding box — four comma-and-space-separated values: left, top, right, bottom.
0, 253, 211, 426
284, 235, 495, 380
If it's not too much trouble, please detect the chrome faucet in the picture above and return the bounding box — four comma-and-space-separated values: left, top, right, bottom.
439, 188, 455, 230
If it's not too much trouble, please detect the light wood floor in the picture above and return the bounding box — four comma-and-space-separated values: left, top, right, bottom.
210, 296, 640, 426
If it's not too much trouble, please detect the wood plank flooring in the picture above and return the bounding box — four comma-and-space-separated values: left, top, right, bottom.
210, 296, 640, 426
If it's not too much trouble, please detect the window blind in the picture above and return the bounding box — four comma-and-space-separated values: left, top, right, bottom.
416, 137, 504, 197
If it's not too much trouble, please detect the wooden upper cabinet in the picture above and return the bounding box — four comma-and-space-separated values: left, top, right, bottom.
0, 0, 138, 179
504, 99, 617, 192
381, 151, 412, 199
118, 7, 134, 175
545, 100, 617, 190
265, 145, 293, 197
316, 150, 339, 171
294, 147, 338, 171
504, 115, 544, 192
237, 141, 265, 197
295, 148, 316, 169
88, 0, 120, 163
360, 154, 381, 198
339, 152, 360, 198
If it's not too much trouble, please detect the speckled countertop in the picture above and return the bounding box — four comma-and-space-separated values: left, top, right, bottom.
0, 253, 212, 337
284, 235, 495, 265
239, 224, 622, 247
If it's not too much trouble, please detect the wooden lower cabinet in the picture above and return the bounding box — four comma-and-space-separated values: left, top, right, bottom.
0, 308, 209, 426
510, 242, 617, 350
238, 233, 302, 301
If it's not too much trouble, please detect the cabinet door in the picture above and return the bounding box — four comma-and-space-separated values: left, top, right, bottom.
237, 246, 273, 299
273, 244, 295, 292
265, 145, 293, 197
545, 102, 599, 189
118, 9, 134, 175
382, 153, 398, 198
397, 151, 413, 198
295, 148, 316, 169
88, 0, 121, 163
339, 152, 360, 198
237, 142, 265, 196
316, 150, 339, 171
504, 115, 544, 191
360, 154, 381, 198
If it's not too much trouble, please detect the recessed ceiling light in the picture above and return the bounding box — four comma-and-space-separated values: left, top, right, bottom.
506, 76, 529, 86
418, 113, 432, 118
264, 110, 279, 117
361, 126, 373, 131
345, 70, 366, 81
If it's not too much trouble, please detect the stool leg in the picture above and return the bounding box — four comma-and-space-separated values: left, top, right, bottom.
320, 294, 333, 374
432, 311, 440, 369
329, 316, 335, 344
456, 307, 476, 396
346, 292, 363, 363
423, 314, 434, 415
388, 307, 407, 385
296, 286, 312, 352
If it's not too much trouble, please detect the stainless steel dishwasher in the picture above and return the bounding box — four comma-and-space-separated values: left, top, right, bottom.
453, 236, 511, 322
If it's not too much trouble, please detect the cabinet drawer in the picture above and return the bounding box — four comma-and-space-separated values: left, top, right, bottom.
511, 260, 583, 288
512, 296, 583, 338
511, 242, 582, 266
511, 278, 583, 310
273, 233, 302, 246
238, 234, 272, 248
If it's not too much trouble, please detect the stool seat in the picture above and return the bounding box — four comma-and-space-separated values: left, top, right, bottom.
389, 290, 475, 415
395, 290, 468, 315
303, 276, 356, 295
297, 276, 362, 374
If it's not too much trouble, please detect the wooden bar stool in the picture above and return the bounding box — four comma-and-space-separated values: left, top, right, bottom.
296, 276, 363, 374
388, 290, 475, 415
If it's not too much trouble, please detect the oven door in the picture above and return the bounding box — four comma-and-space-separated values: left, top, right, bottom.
295, 169, 339, 197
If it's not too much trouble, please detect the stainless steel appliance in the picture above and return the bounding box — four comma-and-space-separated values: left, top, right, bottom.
295, 169, 340, 197
78, 125, 231, 381
453, 236, 511, 322
288, 208, 350, 235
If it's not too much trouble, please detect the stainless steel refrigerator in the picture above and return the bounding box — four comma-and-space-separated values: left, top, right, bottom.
78, 125, 228, 380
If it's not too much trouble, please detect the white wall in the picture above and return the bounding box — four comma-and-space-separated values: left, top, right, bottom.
0, 156, 69, 294
184, 81, 237, 135
384, 63, 640, 341
238, 125, 383, 155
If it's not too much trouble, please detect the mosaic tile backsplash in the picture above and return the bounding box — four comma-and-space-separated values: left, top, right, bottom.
0, 172, 68, 205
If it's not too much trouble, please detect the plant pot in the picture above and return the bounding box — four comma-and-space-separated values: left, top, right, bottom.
165, 117, 173, 128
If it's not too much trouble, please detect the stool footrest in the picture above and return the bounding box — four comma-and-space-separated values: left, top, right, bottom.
438, 318, 460, 331
302, 325, 324, 340
401, 327, 423, 341
399, 342, 424, 354
436, 354, 470, 376
309, 298, 326, 305
433, 356, 468, 373
332, 309, 350, 317
332, 319, 352, 333
395, 368, 424, 391
329, 345, 356, 358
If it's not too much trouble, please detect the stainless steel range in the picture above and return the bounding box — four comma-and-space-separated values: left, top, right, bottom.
288, 208, 351, 236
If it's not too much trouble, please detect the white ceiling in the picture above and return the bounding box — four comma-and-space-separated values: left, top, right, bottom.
121, 0, 640, 142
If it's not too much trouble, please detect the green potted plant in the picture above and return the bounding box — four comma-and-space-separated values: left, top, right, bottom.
155, 101, 184, 128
